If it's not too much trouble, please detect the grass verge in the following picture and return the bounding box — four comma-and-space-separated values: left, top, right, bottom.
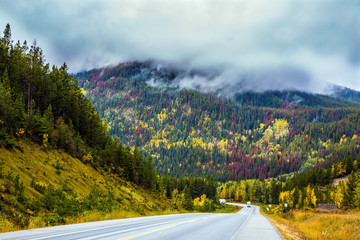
261, 206, 360, 240
0, 141, 182, 233
215, 204, 242, 213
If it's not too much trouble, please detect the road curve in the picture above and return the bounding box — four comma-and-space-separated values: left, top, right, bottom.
0, 204, 282, 240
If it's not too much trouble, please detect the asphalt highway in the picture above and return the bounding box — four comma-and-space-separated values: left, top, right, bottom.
0, 204, 282, 240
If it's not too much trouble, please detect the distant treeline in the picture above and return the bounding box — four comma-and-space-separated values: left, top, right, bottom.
219, 154, 360, 210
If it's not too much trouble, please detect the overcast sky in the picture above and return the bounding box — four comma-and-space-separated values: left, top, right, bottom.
1, 0, 360, 92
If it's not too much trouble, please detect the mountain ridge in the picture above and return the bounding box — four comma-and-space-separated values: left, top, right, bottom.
76, 60, 360, 106
76, 61, 360, 181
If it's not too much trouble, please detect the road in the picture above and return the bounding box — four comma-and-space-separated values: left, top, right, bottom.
0, 204, 282, 240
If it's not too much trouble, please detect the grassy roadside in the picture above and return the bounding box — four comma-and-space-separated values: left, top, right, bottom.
215, 204, 242, 213
0, 140, 182, 233
0, 140, 239, 233
260, 205, 360, 240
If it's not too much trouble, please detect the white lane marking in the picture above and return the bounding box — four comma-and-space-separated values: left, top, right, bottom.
80, 217, 210, 240
15, 214, 207, 240
117, 217, 211, 240
29, 215, 207, 240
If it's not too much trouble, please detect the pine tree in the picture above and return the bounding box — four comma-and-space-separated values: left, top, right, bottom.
182, 186, 193, 210
353, 181, 360, 208
345, 155, 354, 174
356, 154, 360, 171
123, 146, 135, 182
343, 171, 358, 208
2, 24, 11, 47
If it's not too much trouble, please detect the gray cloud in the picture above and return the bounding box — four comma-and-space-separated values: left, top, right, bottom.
1, 0, 360, 92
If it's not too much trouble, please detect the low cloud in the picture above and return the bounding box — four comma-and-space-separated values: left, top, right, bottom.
1, 0, 359, 91
144, 61, 325, 96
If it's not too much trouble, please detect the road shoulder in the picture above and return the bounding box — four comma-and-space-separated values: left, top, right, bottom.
230, 205, 283, 240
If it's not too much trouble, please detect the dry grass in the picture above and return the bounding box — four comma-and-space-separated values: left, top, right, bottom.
215, 204, 242, 213
0, 140, 178, 233
264, 208, 360, 240
0, 217, 18, 233
0, 209, 183, 233
68, 208, 182, 224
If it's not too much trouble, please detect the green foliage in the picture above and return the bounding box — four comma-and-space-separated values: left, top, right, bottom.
0, 159, 4, 177
83, 187, 117, 213
51, 160, 65, 175
193, 194, 215, 212
13, 174, 26, 203
343, 172, 358, 208
30, 178, 46, 194
345, 155, 354, 174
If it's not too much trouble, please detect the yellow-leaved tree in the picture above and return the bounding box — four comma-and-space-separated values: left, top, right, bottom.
304, 185, 317, 207
220, 184, 229, 199
193, 194, 207, 211
273, 119, 289, 140
334, 182, 345, 208
239, 181, 247, 202
279, 189, 295, 207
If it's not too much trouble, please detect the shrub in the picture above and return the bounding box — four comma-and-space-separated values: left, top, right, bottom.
46, 211, 65, 226
30, 178, 46, 194
52, 160, 65, 175
0, 159, 4, 177
13, 175, 26, 203
4, 137, 15, 150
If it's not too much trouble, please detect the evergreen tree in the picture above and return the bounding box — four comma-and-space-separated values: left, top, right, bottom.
345, 155, 354, 174
353, 181, 360, 208
343, 172, 358, 208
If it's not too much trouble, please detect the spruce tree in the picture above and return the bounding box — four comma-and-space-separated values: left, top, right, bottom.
343, 171, 358, 208
345, 155, 354, 174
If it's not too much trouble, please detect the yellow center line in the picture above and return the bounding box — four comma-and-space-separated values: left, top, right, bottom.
118, 217, 209, 240
118, 224, 177, 240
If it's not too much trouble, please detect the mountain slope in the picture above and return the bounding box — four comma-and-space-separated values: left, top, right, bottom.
0, 140, 177, 232
0, 24, 221, 232
331, 85, 360, 104
76, 62, 360, 181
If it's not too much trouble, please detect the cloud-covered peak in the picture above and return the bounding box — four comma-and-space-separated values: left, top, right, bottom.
1, 0, 359, 91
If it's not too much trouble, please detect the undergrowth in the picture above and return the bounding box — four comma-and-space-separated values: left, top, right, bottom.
0, 140, 181, 233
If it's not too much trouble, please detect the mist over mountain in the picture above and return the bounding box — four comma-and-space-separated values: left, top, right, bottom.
119, 60, 359, 102
2, 1, 359, 91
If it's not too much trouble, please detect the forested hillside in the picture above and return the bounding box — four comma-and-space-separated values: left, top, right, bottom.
76, 61, 360, 181
0, 24, 220, 231
218, 155, 360, 209
0, 24, 159, 190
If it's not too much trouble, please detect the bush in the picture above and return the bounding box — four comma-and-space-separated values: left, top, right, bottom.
0, 159, 4, 177
52, 160, 65, 175
83, 187, 116, 213
14, 175, 26, 202
5, 137, 15, 149
46, 211, 65, 226
30, 178, 46, 194
193, 194, 215, 212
